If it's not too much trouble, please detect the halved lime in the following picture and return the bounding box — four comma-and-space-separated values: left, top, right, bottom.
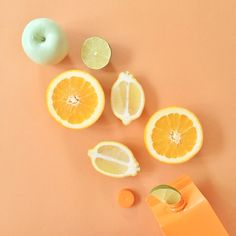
150, 184, 182, 205
81, 36, 111, 70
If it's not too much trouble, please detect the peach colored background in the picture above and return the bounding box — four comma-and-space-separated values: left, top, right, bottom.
1, 0, 236, 235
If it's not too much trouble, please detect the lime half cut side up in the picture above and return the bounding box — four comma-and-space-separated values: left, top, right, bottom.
81, 36, 112, 70
150, 184, 182, 205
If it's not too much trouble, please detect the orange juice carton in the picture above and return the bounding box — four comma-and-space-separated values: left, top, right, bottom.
146, 175, 229, 236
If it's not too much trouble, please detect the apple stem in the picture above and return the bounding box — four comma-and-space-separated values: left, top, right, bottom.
33, 34, 46, 42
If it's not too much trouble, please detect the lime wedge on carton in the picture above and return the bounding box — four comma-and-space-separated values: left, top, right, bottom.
150, 184, 182, 205
81, 36, 111, 69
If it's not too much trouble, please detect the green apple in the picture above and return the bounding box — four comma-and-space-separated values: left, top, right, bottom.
21, 18, 68, 65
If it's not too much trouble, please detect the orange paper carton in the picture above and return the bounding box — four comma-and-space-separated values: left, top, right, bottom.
146, 176, 229, 236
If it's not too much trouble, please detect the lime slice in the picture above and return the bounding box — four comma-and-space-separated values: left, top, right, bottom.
150, 184, 182, 205
81, 36, 111, 70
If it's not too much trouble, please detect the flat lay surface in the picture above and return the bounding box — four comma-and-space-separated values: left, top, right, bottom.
0, 0, 236, 235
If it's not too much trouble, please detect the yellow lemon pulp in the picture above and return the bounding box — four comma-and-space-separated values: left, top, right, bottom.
145, 107, 203, 164
47, 70, 105, 129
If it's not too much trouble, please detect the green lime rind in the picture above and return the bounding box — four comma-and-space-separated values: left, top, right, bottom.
150, 184, 182, 205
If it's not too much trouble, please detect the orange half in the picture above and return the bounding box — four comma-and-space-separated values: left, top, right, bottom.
47, 70, 105, 129
144, 107, 203, 164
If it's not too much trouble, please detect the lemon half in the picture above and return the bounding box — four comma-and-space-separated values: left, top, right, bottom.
88, 141, 140, 178
111, 71, 145, 125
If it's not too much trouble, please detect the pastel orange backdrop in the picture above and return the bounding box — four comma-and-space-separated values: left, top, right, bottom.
1, 0, 235, 235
